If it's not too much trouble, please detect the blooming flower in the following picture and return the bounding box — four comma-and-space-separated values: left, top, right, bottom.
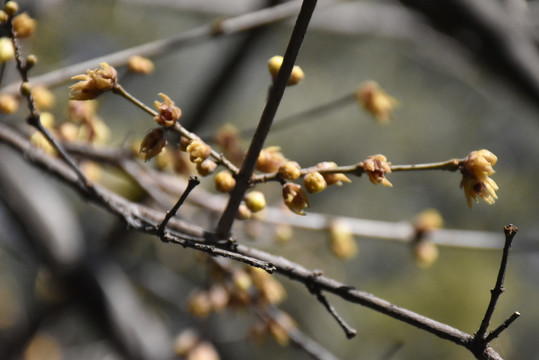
356, 81, 398, 123
153, 92, 182, 127
361, 154, 392, 187
69, 63, 117, 100
282, 183, 309, 215
460, 149, 498, 207
186, 139, 211, 164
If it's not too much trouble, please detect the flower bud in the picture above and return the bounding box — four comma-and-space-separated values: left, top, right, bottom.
20, 81, 31, 96
30, 131, 56, 155
244, 191, 266, 213
0, 11, 7, 23
278, 161, 301, 180
214, 170, 236, 193
140, 128, 167, 161
282, 183, 309, 215
187, 290, 213, 318
236, 203, 252, 220
267, 55, 304, 86
153, 92, 181, 127
25, 54, 37, 68
317, 161, 351, 186
356, 81, 398, 122
413, 241, 439, 268
256, 146, 286, 173
39, 112, 55, 129
329, 220, 358, 260
303, 171, 327, 193
186, 139, 211, 164
0, 37, 14, 62
128, 55, 154, 74
414, 209, 443, 233
12, 12, 36, 38
0, 93, 18, 114
4, 1, 18, 17
196, 159, 217, 176
32, 86, 55, 111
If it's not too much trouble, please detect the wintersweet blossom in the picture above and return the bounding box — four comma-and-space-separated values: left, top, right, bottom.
153, 92, 182, 127
356, 81, 398, 122
69, 63, 117, 100
361, 154, 392, 187
460, 149, 499, 207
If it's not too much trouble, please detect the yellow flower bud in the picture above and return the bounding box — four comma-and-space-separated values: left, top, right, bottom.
303, 171, 327, 193
244, 191, 266, 213
187, 290, 212, 318
275, 224, 293, 243
4, 1, 18, 17
139, 128, 167, 161
214, 170, 236, 193
317, 161, 351, 186
128, 55, 154, 74
0, 11, 7, 23
39, 112, 55, 129
58, 123, 79, 142
20, 81, 31, 96
413, 241, 439, 268
173, 330, 199, 356
26, 54, 37, 68
329, 220, 358, 260
0, 37, 14, 62
32, 86, 55, 111
30, 131, 56, 155
153, 92, 181, 127
12, 12, 36, 38
282, 183, 309, 215
414, 209, 444, 233
278, 161, 301, 180
186, 139, 211, 164
267, 55, 304, 86
236, 203, 252, 220
356, 81, 398, 123
256, 146, 286, 173
0, 93, 18, 114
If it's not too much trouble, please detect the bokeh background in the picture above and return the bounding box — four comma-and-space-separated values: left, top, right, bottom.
1, 0, 539, 359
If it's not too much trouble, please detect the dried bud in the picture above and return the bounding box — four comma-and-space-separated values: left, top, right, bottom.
12, 12, 36, 38
0, 37, 14, 62
303, 171, 327, 193
282, 183, 309, 215
128, 55, 154, 74
179, 136, 190, 152
214, 170, 236, 193
278, 161, 301, 180
317, 161, 351, 186
413, 241, 439, 268
329, 220, 358, 260
256, 146, 286, 173
140, 128, 167, 161
196, 159, 217, 176
32, 86, 55, 111
356, 81, 398, 122
244, 191, 266, 213
461, 149, 498, 207
361, 154, 392, 187
153, 92, 181, 127
69, 62, 117, 100
0, 93, 18, 114
267, 55, 304, 86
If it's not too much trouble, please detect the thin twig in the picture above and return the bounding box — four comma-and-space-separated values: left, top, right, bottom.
307, 279, 357, 339
216, 0, 319, 238
485, 311, 520, 343
157, 176, 200, 237
475, 224, 518, 340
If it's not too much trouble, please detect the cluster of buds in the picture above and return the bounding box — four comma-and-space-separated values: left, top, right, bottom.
174, 330, 220, 360
460, 149, 499, 207
267, 55, 304, 86
356, 81, 398, 122
360, 154, 392, 187
153, 92, 182, 127
70, 62, 118, 100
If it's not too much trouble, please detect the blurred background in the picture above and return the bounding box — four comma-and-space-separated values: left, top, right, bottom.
1, 0, 539, 359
